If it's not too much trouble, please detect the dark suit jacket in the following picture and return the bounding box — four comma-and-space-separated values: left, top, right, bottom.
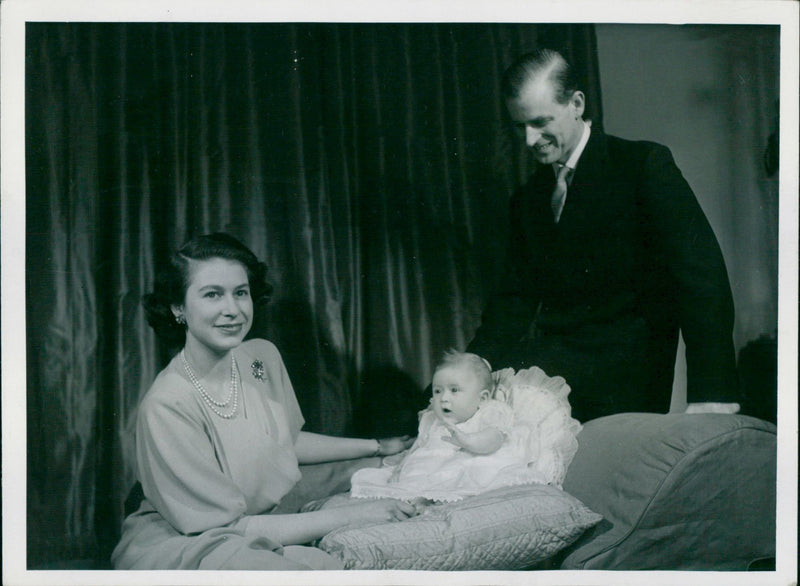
469, 129, 739, 421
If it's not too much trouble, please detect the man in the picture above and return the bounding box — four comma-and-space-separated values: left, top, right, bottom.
468, 49, 740, 422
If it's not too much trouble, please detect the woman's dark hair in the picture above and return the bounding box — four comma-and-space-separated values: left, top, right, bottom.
501, 48, 581, 104
142, 233, 273, 346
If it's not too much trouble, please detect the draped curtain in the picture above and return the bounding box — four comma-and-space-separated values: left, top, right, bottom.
25, 22, 601, 566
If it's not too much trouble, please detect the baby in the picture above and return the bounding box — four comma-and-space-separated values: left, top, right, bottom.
350, 350, 545, 503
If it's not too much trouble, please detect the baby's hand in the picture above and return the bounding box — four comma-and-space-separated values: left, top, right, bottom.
441, 427, 505, 455
440, 426, 471, 450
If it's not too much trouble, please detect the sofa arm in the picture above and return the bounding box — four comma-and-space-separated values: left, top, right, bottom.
559, 413, 776, 570
273, 457, 382, 514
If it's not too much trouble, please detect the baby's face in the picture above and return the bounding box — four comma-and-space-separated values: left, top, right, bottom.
431, 365, 485, 424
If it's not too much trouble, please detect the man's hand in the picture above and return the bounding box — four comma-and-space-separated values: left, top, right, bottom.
685, 402, 740, 414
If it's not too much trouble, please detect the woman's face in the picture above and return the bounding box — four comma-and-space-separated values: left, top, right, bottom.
174, 257, 253, 357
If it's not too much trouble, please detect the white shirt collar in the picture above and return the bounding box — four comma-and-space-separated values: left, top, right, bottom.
554, 119, 591, 173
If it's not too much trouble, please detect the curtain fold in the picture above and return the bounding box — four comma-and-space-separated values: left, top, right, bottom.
26, 22, 600, 566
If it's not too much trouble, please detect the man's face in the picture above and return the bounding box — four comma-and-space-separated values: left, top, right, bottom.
505, 76, 585, 165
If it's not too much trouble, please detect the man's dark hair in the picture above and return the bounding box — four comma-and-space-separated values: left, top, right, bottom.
501, 48, 581, 104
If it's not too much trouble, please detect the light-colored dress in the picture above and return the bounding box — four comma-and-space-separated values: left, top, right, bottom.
111, 339, 342, 570
351, 400, 548, 502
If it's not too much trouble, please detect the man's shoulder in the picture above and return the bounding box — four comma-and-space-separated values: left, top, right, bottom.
600, 131, 671, 159
584, 131, 677, 178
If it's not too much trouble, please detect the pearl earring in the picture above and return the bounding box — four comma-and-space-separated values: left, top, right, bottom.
175, 314, 186, 325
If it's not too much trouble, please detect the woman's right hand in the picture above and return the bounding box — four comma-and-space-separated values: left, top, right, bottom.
343, 498, 419, 525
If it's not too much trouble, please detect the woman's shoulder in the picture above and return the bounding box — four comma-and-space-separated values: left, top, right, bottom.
236, 339, 290, 386
138, 358, 198, 417
238, 338, 281, 362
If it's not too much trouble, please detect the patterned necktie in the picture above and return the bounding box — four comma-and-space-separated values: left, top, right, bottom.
551, 164, 572, 223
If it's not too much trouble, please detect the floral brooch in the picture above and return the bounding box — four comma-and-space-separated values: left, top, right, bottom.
251, 359, 265, 382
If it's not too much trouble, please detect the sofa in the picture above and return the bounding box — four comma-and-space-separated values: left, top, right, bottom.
556, 412, 776, 570
283, 411, 777, 571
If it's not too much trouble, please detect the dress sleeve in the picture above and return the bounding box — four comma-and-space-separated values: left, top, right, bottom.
136, 376, 249, 535
275, 349, 304, 441
245, 339, 305, 441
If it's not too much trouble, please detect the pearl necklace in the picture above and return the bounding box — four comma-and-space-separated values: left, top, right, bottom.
181, 350, 239, 419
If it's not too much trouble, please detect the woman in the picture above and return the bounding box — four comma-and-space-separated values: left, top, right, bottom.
112, 233, 417, 570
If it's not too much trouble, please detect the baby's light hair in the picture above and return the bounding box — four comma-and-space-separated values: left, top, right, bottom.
434, 349, 494, 395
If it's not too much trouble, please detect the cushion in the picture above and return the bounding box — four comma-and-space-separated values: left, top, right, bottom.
558, 413, 777, 570
317, 483, 602, 570
493, 366, 582, 487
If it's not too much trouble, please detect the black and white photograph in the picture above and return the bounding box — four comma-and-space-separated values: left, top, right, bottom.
2, 1, 797, 585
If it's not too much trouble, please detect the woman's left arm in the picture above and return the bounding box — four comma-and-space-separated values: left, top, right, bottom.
294, 431, 413, 464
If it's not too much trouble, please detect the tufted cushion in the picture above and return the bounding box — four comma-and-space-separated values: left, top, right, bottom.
317, 483, 601, 570
558, 413, 777, 570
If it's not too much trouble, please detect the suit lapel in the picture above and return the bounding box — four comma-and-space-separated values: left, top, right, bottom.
515, 130, 617, 248
558, 130, 611, 227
